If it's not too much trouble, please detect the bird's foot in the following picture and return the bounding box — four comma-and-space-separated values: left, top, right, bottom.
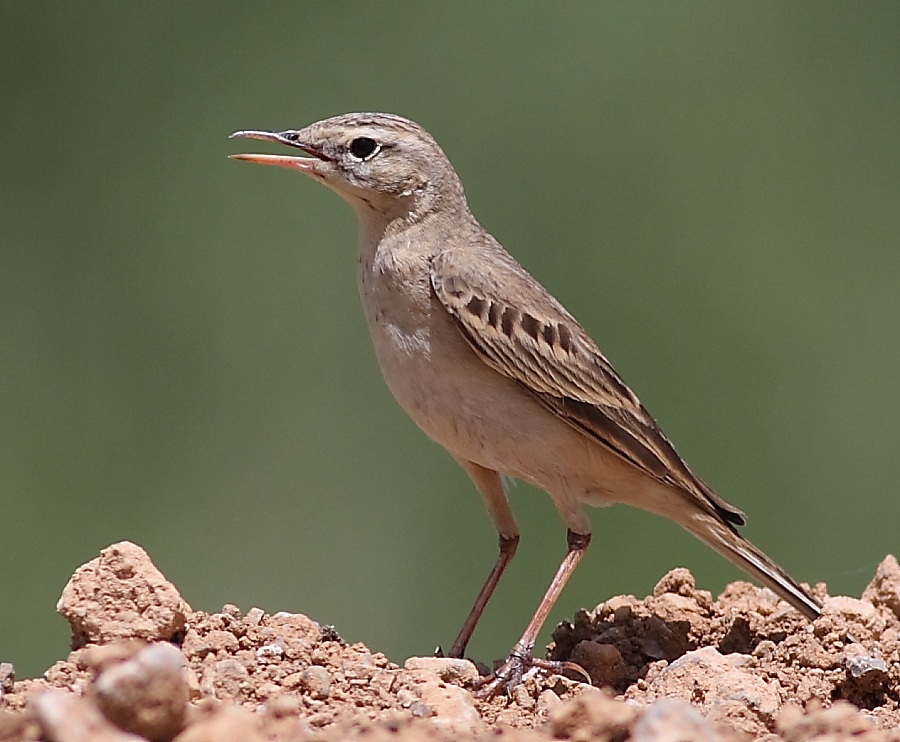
472, 647, 590, 698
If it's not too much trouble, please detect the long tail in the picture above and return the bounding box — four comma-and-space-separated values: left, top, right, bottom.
681, 511, 822, 620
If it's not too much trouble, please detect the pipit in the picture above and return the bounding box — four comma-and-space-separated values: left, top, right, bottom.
230, 113, 821, 692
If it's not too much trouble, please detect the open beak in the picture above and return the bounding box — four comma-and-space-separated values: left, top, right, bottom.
229, 130, 330, 173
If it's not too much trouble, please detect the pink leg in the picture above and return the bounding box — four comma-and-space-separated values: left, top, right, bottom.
449, 534, 519, 658
477, 529, 591, 695
449, 459, 520, 658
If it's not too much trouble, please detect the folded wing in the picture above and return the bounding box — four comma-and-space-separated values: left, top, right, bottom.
430, 248, 745, 527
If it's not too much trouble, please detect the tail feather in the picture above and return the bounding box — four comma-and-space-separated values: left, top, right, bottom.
682, 512, 822, 620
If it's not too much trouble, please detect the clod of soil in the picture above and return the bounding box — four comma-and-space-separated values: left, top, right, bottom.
1, 542, 899, 741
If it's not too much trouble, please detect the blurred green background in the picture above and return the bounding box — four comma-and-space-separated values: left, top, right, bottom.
2, 3, 898, 678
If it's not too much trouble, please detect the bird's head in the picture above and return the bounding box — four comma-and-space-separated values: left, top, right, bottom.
231, 113, 466, 221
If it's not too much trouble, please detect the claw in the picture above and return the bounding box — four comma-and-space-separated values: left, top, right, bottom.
472, 649, 591, 698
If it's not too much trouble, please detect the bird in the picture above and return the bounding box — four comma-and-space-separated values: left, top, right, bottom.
230, 112, 822, 692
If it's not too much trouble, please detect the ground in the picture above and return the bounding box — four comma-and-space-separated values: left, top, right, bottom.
1, 542, 898, 741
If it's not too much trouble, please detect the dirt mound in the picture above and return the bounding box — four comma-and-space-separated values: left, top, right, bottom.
1, 542, 898, 741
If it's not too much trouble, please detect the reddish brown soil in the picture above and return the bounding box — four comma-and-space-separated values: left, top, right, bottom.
1, 542, 898, 741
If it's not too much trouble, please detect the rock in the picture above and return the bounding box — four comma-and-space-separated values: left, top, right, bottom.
202, 630, 239, 655
862, 555, 900, 621
511, 683, 535, 709
175, 702, 269, 742
244, 607, 265, 627
80, 640, 147, 672
569, 640, 628, 688
414, 680, 484, 737
845, 647, 888, 680
645, 646, 778, 737
200, 659, 249, 701
403, 656, 480, 684
7, 550, 900, 741
87, 642, 188, 741
537, 688, 563, 715
57, 542, 191, 648
263, 693, 302, 717
821, 596, 885, 638
31, 689, 145, 742
0, 663, 14, 696
297, 665, 332, 699
777, 700, 884, 740
266, 612, 322, 642
653, 567, 696, 597
254, 644, 283, 664
548, 688, 637, 740
633, 698, 725, 742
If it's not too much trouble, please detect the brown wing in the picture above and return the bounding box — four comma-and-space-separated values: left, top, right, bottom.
430, 248, 745, 526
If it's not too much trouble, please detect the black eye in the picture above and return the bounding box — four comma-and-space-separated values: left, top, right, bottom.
349, 137, 379, 160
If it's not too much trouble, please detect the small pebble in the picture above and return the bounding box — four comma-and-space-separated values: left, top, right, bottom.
33, 689, 145, 742
511, 683, 535, 709
265, 694, 302, 717
403, 656, 479, 684
298, 666, 332, 699
845, 648, 888, 679
245, 607, 265, 626
0, 662, 15, 695
255, 644, 284, 664
89, 642, 188, 741
537, 689, 562, 714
